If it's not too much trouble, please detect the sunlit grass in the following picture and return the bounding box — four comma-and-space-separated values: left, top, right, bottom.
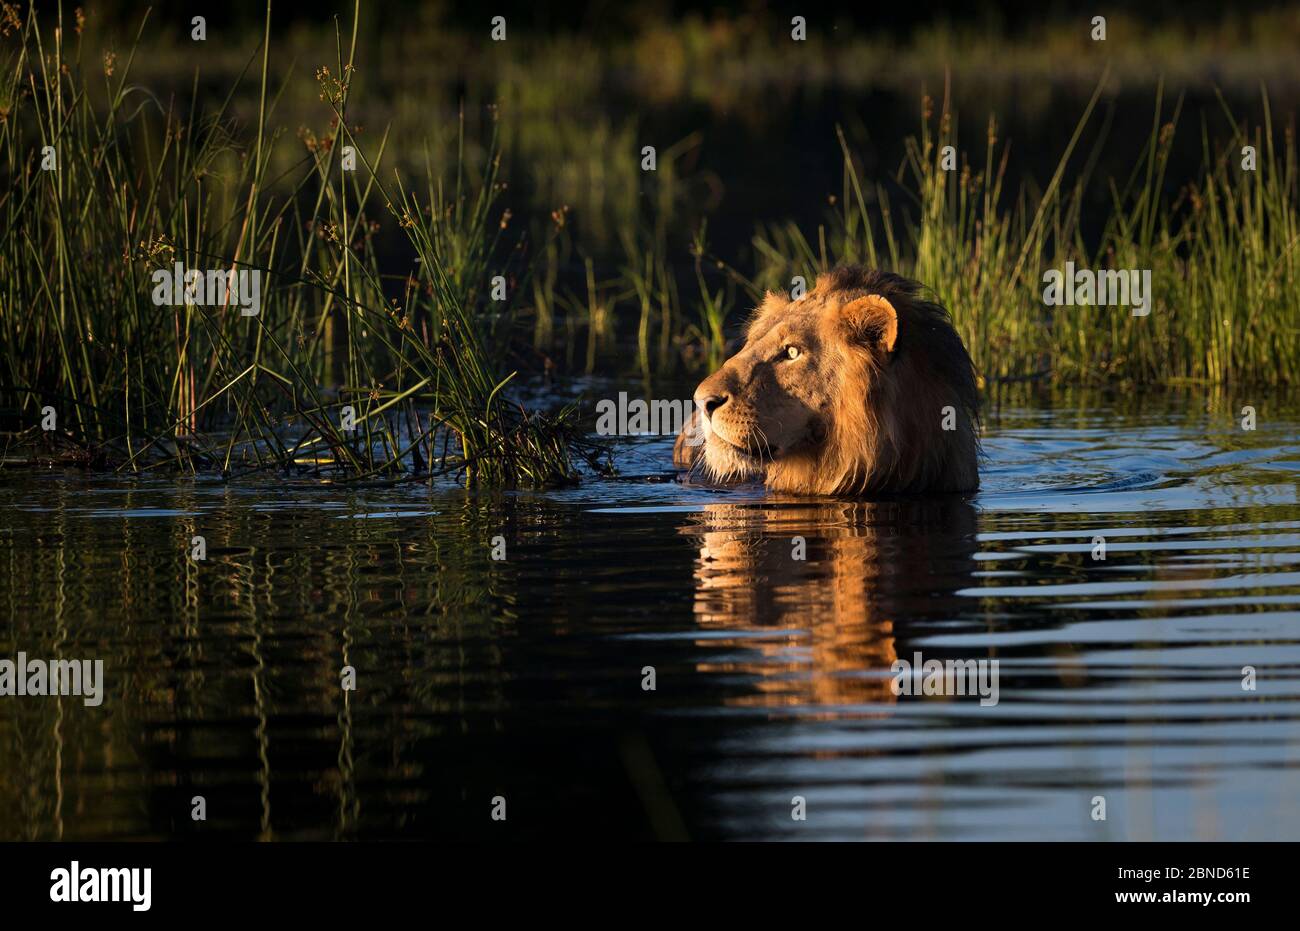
745, 77, 1299, 385
0, 2, 587, 485
1, 3, 1295, 487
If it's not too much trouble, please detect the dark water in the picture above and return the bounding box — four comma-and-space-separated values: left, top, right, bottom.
2, 389, 1299, 841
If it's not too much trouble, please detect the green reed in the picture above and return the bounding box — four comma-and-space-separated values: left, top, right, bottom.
747, 77, 1298, 386
0, 1, 582, 484
2, 2, 1295, 488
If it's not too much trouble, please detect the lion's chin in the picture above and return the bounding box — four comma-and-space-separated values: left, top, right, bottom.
701, 434, 767, 483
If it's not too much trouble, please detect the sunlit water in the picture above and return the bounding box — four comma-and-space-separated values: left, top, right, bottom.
2, 389, 1299, 840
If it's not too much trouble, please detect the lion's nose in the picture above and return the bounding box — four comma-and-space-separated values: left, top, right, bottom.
700, 394, 728, 419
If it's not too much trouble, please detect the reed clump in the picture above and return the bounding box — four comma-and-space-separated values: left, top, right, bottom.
1, 4, 1295, 487
0, 3, 586, 485
748, 79, 1299, 385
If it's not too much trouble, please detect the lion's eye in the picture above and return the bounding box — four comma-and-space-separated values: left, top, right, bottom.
783, 345, 801, 360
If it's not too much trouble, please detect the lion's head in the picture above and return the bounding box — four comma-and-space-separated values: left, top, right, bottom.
674, 267, 980, 495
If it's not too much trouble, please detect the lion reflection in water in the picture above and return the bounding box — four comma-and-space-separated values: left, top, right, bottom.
682, 497, 978, 709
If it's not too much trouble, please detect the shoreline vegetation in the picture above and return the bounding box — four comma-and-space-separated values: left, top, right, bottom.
1, 4, 1296, 483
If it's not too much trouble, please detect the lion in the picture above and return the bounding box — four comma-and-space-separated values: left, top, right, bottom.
674, 266, 979, 495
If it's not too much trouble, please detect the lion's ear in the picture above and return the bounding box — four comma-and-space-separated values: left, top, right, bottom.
840, 294, 899, 354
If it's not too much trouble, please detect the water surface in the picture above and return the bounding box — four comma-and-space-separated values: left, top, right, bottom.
2, 389, 1299, 840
